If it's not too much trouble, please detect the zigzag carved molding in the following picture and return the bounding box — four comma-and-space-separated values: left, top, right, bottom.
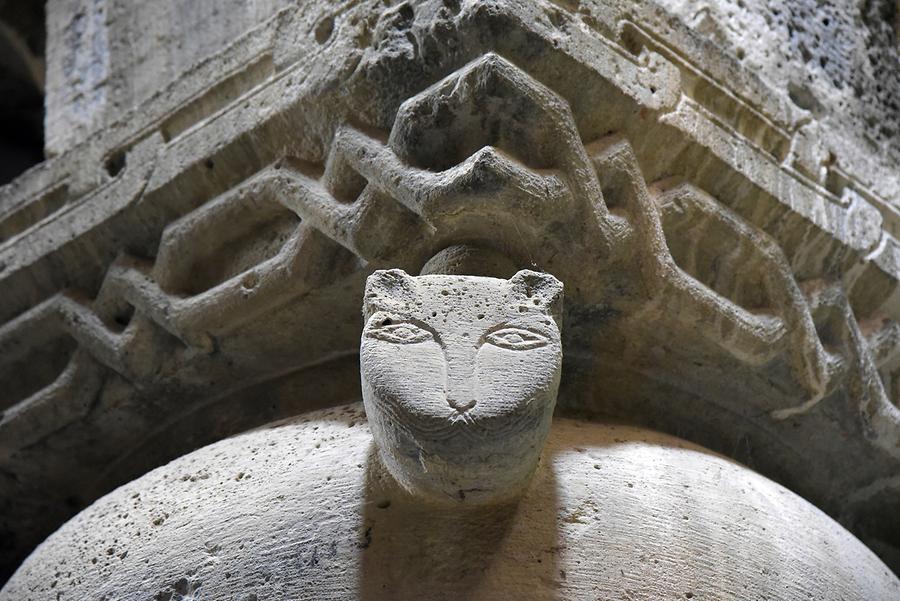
1, 7, 899, 574
3, 53, 898, 464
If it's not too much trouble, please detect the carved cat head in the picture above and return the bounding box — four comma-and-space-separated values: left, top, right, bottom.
361, 269, 563, 504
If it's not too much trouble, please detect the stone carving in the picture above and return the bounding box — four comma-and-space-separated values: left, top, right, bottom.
2, 0, 900, 578
361, 269, 563, 504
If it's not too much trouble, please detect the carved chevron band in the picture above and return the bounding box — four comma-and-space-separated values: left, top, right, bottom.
0, 0, 898, 576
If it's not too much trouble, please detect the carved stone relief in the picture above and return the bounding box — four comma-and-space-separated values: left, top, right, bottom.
361, 269, 563, 503
0, 0, 899, 580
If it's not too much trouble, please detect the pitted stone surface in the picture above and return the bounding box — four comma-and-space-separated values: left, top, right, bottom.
2, 404, 898, 600
361, 269, 563, 504
659, 0, 900, 191
2, 0, 900, 579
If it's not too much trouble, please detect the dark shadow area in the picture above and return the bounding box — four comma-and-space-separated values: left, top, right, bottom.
0, 0, 45, 185
360, 443, 561, 600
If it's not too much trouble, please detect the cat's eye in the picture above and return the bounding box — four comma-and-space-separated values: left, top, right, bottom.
367, 322, 433, 344
484, 327, 548, 350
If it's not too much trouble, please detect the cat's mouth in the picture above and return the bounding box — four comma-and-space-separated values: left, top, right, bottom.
447, 406, 477, 425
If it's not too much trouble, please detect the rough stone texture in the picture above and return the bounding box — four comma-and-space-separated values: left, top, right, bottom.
44, 0, 291, 156
2, 405, 898, 600
659, 0, 900, 202
44, 0, 109, 158
1, 0, 900, 581
361, 269, 563, 503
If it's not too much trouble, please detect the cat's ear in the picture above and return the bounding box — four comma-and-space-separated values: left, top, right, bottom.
507, 270, 563, 319
363, 269, 417, 318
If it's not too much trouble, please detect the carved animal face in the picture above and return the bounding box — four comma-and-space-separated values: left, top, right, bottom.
361, 269, 563, 504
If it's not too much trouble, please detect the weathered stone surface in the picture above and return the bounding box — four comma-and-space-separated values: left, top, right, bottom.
3, 405, 898, 600
658, 0, 900, 203
361, 269, 563, 503
44, 0, 290, 156
1, 0, 899, 580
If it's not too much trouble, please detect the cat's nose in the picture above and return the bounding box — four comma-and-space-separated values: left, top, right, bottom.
448, 398, 476, 412
444, 343, 478, 413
